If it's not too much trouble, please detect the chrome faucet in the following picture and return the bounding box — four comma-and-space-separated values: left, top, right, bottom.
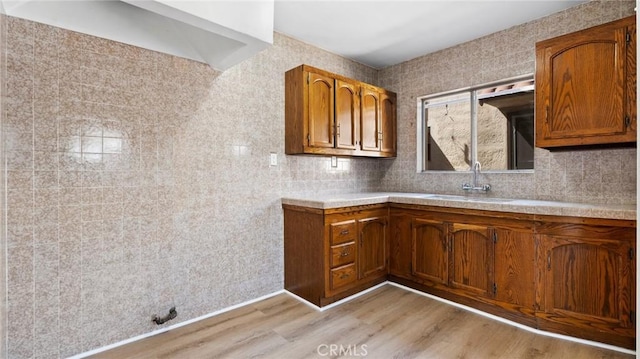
462, 161, 491, 192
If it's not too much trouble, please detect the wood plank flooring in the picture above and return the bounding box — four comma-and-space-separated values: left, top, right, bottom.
89, 284, 634, 358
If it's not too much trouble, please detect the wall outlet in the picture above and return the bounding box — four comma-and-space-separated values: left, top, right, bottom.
270, 152, 278, 166
331, 156, 338, 168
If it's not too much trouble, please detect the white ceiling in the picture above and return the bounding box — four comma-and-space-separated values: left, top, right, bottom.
274, 0, 589, 69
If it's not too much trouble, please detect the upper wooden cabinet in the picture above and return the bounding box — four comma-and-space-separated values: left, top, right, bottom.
535, 16, 636, 148
285, 65, 397, 157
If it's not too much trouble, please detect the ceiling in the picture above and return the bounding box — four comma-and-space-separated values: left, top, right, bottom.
273, 0, 589, 69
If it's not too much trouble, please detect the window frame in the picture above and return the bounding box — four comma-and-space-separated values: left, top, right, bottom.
416, 74, 535, 173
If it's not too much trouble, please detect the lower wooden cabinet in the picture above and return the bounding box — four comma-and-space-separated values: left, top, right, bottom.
388, 204, 634, 348
449, 223, 494, 297
284, 204, 389, 306
391, 205, 536, 325
412, 219, 448, 285
493, 227, 536, 314
358, 216, 388, 280
285, 201, 635, 348
536, 216, 636, 349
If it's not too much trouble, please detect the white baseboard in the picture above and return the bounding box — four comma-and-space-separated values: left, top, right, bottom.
386, 282, 636, 356
67, 289, 286, 359
284, 281, 388, 311
69, 282, 636, 358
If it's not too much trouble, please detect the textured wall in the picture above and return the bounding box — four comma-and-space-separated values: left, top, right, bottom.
0, 12, 6, 359
2, 18, 382, 358
378, 0, 637, 204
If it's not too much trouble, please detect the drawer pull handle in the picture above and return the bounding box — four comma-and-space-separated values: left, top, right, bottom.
340, 273, 350, 279
340, 229, 349, 235
340, 251, 350, 257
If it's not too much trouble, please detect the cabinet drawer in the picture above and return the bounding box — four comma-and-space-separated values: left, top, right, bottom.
331, 221, 357, 244
330, 263, 357, 290
330, 242, 356, 267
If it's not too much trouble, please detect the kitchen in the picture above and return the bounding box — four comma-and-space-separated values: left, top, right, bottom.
0, 0, 637, 358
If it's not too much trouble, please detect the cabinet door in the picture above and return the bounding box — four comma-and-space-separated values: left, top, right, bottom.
626, 22, 636, 136
335, 79, 359, 150
493, 228, 535, 309
308, 72, 335, 148
380, 91, 397, 155
540, 235, 635, 330
360, 86, 380, 151
389, 210, 412, 278
412, 219, 448, 285
449, 224, 494, 297
535, 16, 635, 147
358, 216, 387, 280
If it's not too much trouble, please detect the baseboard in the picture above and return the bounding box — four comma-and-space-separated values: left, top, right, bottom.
69, 282, 637, 358
285, 281, 388, 311
386, 282, 636, 356
67, 289, 286, 359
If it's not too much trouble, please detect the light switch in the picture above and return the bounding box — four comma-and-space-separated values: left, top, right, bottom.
270, 152, 278, 166
331, 156, 338, 167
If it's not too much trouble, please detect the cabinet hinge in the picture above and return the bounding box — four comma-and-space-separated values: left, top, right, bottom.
627, 31, 631, 43
625, 116, 631, 128
492, 232, 497, 244
307, 133, 310, 145
307, 73, 310, 84
629, 247, 634, 261
492, 283, 497, 295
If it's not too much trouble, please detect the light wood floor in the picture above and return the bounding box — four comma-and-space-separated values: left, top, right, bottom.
90, 284, 634, 358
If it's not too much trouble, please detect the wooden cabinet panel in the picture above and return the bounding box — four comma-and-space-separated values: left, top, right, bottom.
358, 216, 387, 280
536, 217, 636, 349
335, 79, 359, 150
360, 86, 380, 151
494, 228, 535, 310
412, 219, 448, 285
380, 91, 397, 154
540, 236, 634, 327
627, 23, 636, 135
308, 72, 335, 148
285, 65, 396, 157
449, 224, 494, 297
389, 208, 412, 278
535, 16, 636, 147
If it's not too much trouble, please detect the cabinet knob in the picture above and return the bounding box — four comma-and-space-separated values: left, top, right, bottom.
340, 250, 350, 257
340, 273, 350, 279
340, 229, 349, 235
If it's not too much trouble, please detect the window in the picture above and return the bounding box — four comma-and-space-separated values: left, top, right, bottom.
418, 76, 534, 172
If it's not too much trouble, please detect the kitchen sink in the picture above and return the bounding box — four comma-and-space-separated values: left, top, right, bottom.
423, 194, 514, 203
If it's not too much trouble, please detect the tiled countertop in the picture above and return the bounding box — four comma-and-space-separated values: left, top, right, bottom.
281, 192, 637, 220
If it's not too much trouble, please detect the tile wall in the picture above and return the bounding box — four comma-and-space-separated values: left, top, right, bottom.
378, 0, 637, 204
0, 11, 6, 359
1, 19, 382, 358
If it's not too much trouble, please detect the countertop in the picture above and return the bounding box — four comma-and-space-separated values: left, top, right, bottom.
281, 192, 637, 220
